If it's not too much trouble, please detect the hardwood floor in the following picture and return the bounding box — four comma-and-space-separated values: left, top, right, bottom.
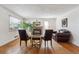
59, 42, 79, 54
0, 39, 79, 54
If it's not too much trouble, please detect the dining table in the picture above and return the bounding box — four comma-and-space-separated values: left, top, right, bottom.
29, 34, 44, 48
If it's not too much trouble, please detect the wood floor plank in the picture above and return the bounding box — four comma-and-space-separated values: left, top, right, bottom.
0, 39, 79, 54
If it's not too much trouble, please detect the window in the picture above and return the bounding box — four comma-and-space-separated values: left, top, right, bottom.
44, 21, 49, 29
10, 16, 20, 31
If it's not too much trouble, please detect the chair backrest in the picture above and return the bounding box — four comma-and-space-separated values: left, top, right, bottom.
44, 30, 53, 41
18, 30, 29, 40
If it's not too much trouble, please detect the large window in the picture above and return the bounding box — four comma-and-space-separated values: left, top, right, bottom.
44, 21, 49, 29
9, 16, 33, 31
10, 16, 20, 31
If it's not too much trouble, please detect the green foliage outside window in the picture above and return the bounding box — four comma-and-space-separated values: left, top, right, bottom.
19, 21, 33, 31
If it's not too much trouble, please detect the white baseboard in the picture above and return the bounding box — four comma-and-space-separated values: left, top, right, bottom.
0, 38, 17, 46
72, 41, 79, 47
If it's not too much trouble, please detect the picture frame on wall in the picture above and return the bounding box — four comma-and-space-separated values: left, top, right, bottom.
62, 18, 68, 27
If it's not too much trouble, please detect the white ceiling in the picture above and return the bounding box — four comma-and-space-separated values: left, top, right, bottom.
1, 4, 79, 18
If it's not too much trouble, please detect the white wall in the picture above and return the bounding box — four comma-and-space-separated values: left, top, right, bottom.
0, 6, 23, 46
56, 7, 79, 47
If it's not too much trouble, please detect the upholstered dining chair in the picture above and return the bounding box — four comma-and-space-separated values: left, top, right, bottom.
43, 29, 53, 48
18, 30, 29, 46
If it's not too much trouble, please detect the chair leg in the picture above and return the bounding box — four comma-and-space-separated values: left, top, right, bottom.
51, 40, 52, 48
20, 40, 21, 46
45, 41, 46, 48
39, 39, 42, 48
31, 37, 34, 47
31, 40, 34, 47
47, 41, 48, 48
25, 41, 27, 46
50, 40, 55, 53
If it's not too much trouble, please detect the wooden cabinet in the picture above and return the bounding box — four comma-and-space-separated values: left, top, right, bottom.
56, 33, 71, 42
54, 29, 71, 42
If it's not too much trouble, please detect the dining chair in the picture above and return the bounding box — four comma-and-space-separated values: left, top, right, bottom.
18, 30, 29, 46
43, 29, 53, 48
